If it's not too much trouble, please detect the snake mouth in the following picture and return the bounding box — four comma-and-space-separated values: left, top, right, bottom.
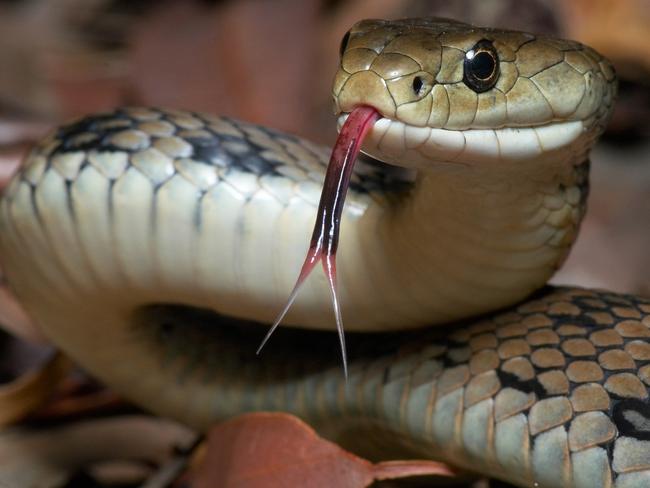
336, 113, 586, 169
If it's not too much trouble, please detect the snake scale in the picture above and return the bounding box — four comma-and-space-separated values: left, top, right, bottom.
0, 16, 648, 488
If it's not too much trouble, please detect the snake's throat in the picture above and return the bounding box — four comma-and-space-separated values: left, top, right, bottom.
257, 106, 380, 376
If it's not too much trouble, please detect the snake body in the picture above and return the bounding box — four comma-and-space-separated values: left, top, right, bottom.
1, 17, 647, 488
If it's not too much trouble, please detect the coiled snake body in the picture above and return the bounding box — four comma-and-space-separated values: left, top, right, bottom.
1, 17, 648, 488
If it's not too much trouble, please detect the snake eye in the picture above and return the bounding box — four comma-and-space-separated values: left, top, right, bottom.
463, 40, 500, 93
339, 31, 351, 58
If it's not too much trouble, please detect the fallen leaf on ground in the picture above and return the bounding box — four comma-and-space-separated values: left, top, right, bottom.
27, 378, 130, 425
0, 415, 195, 488
0, 351, 70, 427
192, 412, 457, 488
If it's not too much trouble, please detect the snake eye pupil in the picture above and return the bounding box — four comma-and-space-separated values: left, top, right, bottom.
412, 76, 424, 94
463, 39, 500, 93
471, 52, 495, 80
339, 31, 351, 58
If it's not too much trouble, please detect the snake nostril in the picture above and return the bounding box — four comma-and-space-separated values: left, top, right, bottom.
412, 76, 424, 95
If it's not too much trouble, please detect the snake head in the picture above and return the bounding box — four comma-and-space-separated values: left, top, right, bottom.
332, 18, 617, 169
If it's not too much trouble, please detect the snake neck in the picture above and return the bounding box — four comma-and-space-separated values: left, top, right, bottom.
363, 159, 589, 324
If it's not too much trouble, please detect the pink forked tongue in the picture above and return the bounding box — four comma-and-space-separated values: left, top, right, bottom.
256, 106, 380, 377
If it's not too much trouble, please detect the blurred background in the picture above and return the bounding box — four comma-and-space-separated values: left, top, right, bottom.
0, 0, 648, 486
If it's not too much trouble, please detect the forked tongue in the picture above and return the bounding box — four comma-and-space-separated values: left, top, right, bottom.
256, 105, 380, 377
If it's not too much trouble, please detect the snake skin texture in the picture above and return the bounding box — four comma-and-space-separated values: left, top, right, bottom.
0, 17, 643, 488
334, 18, 616, 132
136, 288, 650, 487
47, 107, 409, 197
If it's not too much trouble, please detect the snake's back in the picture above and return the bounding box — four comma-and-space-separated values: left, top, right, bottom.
133, 287, 650, 487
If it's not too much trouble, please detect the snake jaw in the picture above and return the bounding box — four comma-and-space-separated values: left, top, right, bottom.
256, 106, 380, 377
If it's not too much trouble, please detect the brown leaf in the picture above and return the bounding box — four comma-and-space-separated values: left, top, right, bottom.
28, 379, 129, 424
0, 415, 195, 487
0, 352, 70, 427
193, 412, 456, 488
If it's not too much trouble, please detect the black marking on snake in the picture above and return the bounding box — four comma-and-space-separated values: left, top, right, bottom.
48, 108, 414, 198
612, 398, 650, 440
551, 312, 599, 329
64, 180, 76, 223
601, 293, 638, 307
27, 183, 43, 228
241, 154, 277, 175
78, 159, 91, 174
151, 175, 175, 195
496, 368, 546, 398
56, 112, 127, 139
193, 189, 206, 230
571, 297, 611, 312
53, 112, 136, 154
185, 136, 232, 168
107, 179, 116, 223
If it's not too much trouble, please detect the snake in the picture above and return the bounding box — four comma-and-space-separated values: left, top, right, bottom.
0, 16, 647, 487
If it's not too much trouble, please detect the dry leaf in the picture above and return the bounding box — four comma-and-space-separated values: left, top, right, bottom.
193, 412, 456, 488
0, 352, 70, 427
28, 379, 128, 424
0, 415, 195, 488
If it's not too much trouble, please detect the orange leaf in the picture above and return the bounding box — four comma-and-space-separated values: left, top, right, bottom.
193, 412, 456, 488
0, 352, 70, 427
